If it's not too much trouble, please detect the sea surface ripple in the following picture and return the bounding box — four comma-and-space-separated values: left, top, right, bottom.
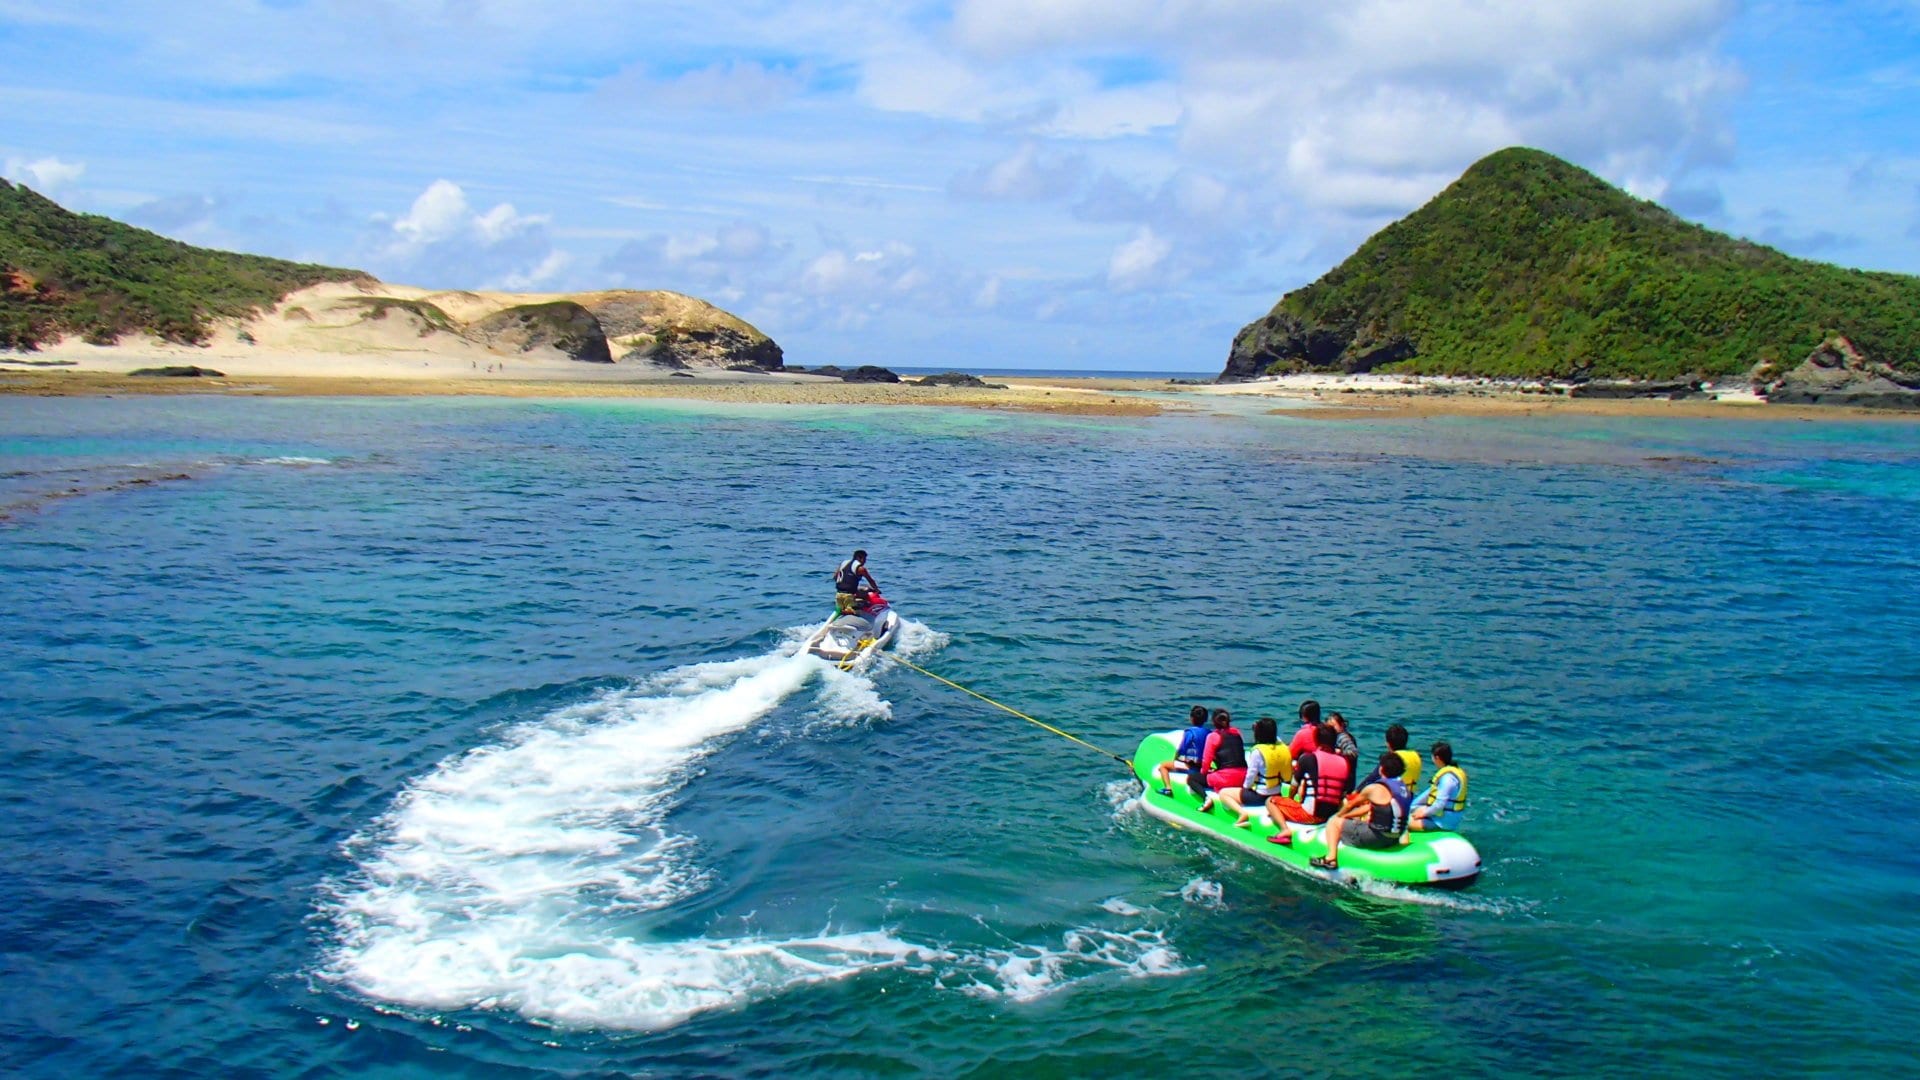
2, 395, 1917, 1076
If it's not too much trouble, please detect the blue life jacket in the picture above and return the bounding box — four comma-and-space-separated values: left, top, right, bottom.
1370, 777, 1412, 835
1174, 724, 1208, 763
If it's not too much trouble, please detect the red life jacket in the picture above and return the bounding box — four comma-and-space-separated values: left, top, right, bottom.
1303, 749, 1351, 819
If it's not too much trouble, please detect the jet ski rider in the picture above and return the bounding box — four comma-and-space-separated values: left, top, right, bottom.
834, 550, 880, 614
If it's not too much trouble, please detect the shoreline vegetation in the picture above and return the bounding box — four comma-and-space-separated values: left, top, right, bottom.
3, 361, 1908, 421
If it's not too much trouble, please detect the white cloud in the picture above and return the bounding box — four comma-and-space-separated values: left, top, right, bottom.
598, 59, 809, 110
801, 242, 921, 296
499, 251, 572, 290
950, 142, 1088, 201
1108, 226, 1173, 291
599, 219, 789, 310
973, 275, 1003, 309
376, 179, 566, 290
3, 154, 85, 195
935, 0, 1740, 216
1038, 84, 1182, 138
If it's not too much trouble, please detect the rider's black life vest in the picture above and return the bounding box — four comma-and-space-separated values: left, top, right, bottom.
834, 559, 864, 593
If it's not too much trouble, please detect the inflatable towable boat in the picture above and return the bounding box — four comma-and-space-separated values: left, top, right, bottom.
1132, 730, 1481, 890
803, 594, 900, 670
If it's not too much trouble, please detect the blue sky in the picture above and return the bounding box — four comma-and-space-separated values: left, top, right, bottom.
3, 0, 1918, 372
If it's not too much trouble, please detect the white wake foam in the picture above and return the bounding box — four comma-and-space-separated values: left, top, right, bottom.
318, 650, 928, 1031
318, 627, 1190, 1030
888, 616, 949, 659
951, 926, 1192, 1002
1178, 878, 1225, 908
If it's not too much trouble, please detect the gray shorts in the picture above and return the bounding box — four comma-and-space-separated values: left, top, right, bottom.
1343, 821, 1403, 849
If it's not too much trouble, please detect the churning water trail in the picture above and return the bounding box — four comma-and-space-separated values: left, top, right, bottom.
318, 639, 931, 1031
317, 617, 1186, 1030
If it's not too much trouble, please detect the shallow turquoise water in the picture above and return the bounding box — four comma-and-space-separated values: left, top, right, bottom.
2, 395, 1917, 1076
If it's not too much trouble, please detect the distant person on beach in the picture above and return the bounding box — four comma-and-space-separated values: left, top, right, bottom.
1154, 705, 1212, 796
1288, 700, 1322, 760
1188, 709, 1247, 807
1217, 716, 1291, 827
1315, 753, 1412, 870
833, 550, 878, 613
1408, 742, 1468, 832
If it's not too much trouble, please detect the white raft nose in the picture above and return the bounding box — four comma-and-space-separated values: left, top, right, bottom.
1421, 835, 1482, 888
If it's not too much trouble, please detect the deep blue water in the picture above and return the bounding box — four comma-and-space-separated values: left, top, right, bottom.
3, 395, 1918, 1077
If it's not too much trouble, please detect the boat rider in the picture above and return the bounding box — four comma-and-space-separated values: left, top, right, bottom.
1266, 723, 1352, 847
1328, 711, 1360, 778
1216, 716, 1291, 828
834, 549, 879, 614
1408, 741, 1469, 832
1359, 723, 1422, 791
1187, 709, 1247, 804
1315, 752, 1412, 870
1288, 700, 1322, 761
1154, 705, 1212, 796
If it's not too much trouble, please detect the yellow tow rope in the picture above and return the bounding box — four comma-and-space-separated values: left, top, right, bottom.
885, 653, 1131, 767
837, 638, 875, 672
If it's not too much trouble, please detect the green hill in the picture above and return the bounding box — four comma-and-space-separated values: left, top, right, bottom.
1224, 147, 1920, 381
0, 180, 368, 349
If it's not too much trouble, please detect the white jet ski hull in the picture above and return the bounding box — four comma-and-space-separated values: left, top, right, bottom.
803, 606, 900, 668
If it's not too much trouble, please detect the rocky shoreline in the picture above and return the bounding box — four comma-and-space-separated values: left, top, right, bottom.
1218, 336, 1920, 412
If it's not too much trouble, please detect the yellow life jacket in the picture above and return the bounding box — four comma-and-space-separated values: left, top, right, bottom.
1249, 742, 1291, 791
1394, 748, 1422, 789
1421, 764, 1468, 811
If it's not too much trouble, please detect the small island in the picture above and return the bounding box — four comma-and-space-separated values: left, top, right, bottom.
1222, 147, 1920, 410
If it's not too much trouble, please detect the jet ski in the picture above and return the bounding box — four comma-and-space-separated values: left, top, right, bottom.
803, 592, 900, 670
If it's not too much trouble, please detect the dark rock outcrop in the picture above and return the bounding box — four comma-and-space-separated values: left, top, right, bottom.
914, 371, 1005, 388
647, 325, 783, 370
1224, 311, 1414, 381
470, 301, 612, 363
1766, 337, 1920, 409
130, 365, 224, 377
796, 364, 901, 382
1567, 379, 1705, 400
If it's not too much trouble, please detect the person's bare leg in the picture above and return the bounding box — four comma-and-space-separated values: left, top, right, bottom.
1220, 787, 1248, 825
1320, 818, 1344, 866
1264, 797, 1292, 845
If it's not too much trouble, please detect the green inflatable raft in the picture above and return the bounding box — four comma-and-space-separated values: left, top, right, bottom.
1132, 731, 1481, 890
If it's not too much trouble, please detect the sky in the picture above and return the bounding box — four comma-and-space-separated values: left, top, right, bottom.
3, 1, 1918, 373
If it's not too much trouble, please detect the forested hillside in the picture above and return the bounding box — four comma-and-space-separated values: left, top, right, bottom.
0, 180, 367, 349
1225, 148, 1920, 380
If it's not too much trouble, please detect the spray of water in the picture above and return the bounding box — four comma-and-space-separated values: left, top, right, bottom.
318, 620, 1178, 1030
318, 644, 932, 1030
